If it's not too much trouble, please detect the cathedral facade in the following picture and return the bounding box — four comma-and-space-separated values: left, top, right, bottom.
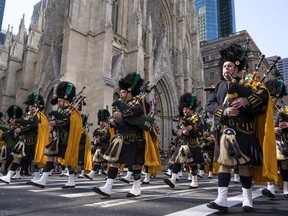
0, 0, 204, 150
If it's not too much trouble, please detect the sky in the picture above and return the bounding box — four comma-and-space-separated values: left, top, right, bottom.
1, 0, 287, 58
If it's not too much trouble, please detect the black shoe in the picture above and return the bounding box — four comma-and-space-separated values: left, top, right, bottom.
141, 181, 150, 185
197, 174, 203, 178
242, 205, 253, 212
119, 177, 130, 184
261, 188, 275, 198
30, 181, 45, 188
206, 201, 228, 213
284, 194, 288, 198
164, 172, 171, 177
61, 185, 75, 189
126, 192, 140, 198
188, 185, 198, 189
84, 173, 93, 180
101, 171, 107, 176
26, 180, 32, 185
164, 178, 175, 188
92, 187, 110, 197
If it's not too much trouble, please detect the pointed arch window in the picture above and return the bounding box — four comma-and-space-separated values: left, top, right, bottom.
112, 0, 119, 33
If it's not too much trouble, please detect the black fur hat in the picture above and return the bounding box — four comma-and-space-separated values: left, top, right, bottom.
118, 72, 144, 96
97, 109, 110, 125
6, 105, 23, 119
178, 93, 197, 117
55, 81, 76, 103
265, 78, 287, 98
220, 43, 249, 73
24, 92, 45, 111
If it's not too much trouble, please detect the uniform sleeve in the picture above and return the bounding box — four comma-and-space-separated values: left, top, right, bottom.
206, 88, 226, 119
246, 86, 269, 115
16, 115, 39, 132
121, 102, 144, 119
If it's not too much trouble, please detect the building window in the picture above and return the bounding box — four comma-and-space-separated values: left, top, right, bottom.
112, 0, 119, 33
210, 71, 215, 80
203, 56, 209, 62
211, 54, 218, 60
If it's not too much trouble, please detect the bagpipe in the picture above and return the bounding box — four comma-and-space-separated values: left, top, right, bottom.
45, 86, 86, 156
226, 54, 281, 104
112, 81, 155, 131
49, 86, 86, 120
178, 112, 203, 140
9, 109, 40, 158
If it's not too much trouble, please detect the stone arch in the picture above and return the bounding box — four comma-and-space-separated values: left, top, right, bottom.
152, 74, 178, 150
144, 0, 182, 150
156, 0, 173, 49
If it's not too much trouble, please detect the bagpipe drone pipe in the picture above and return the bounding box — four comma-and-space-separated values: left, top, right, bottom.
112, 82, 155, 131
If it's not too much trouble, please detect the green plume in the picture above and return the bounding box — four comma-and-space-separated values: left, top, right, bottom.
65, 83, 74, 98
13, 105, 17, 118
239, 44, 250, 62
129, 73, 141, 90
33, 92, 38, 105
277, 79, 284, 97
190, 93, 196, 108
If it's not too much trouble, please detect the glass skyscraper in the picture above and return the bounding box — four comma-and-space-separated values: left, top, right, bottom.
0, 0, 6, 30
195, 0, 236, 42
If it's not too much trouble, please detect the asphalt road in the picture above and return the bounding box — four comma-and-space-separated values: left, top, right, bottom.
0, 172, 287, 216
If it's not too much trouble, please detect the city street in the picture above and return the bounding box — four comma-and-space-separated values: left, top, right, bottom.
0, 172, 287, 216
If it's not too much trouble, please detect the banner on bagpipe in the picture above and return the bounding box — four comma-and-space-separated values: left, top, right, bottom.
112, 81, 157, 131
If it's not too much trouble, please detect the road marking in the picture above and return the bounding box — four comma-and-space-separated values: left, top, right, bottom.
61, 182, 205, 198
84, 188, 203, 207
164, 188, 263, 216
0, 184, 32, 189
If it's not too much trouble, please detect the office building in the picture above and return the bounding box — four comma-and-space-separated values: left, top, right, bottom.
0, 0, 5, 30
195, 0, 236, 41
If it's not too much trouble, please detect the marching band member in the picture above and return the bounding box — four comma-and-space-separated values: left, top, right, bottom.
84, 109, 111, 180
0, 112, 6, 175
23, 93, 49, 184
199, 130, 215, 179
206, 43, 277, 212
261, 78, 288, 198
0, 105, 23, 183
93, 72, 160, 197
31, 81, 82, 188
1, 95, 47, 184
164, 93, 204, 189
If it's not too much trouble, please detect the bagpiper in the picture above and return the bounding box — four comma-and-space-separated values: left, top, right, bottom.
31, 81, 82, 188
206, 43, 277, 213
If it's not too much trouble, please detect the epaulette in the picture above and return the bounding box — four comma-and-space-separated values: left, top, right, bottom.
204, 80, 222, 91
204, 86, 215, 91
173, 116, 180, 121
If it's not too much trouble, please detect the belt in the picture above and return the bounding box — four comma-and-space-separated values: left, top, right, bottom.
221, 118, 255, 134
